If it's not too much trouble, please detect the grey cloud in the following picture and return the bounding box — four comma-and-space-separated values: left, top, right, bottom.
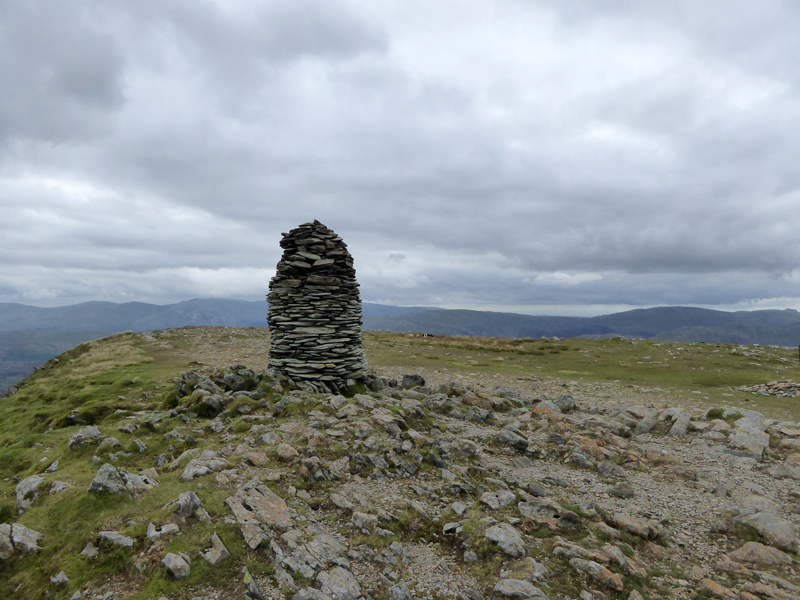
1, 1, 800, 314
115, 0, 388, 103
0, 1, 124, 144
360, 265, 799, 310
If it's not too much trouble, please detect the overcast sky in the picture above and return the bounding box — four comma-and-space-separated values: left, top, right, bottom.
2, 0, 799, 316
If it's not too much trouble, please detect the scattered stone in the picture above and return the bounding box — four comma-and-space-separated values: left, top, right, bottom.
481, 490, 516, 510
316, 566, 361, 600
119, 467, 158, 494
146, 523, 180, 539
668, 413, 691, 436
698, 578, 739, 599
738, 512, 799, 552
200, 532, 230, 566
0, 523, 42, 559
97, 531, 134, 548
498, 427, 529, 452
443, 522, 462, 535
485, 523, 526, 558
15, 474, 45, 511
402, 374, 425, 389
634, 410, 659, 435
168, 490, 212, 523
68, 425, 103, 449
727, 541, 793, 566
608, 482, 635, 499
243, 566, 265, 599
293, 589, 332, 600
554, 394, 576, 413
606, 512, 656, 539
87, 463, 157, 496
11, 333, 800, 598
735, 381, 800, 396
568, 558, 624, 592
87, 464, 128, 495
389, 581, 413, 600
181, 449, 230, 481
162, 552, 191, 579
226, 477, 291, 548
352, 511, 379, 534
728, 430, 769, 460
769, 464, 800, 480
50, 571, 69, 585
276, 443, 300, 461
493, 579, 549, 599
48, 480, 74, 495
98, 436, 122, 451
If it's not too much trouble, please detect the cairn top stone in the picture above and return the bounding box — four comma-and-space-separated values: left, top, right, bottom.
268, 221, 366, 394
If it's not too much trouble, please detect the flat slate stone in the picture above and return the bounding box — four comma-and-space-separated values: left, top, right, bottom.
494, 579, 549, 599
485, 522, 526, 558
739, 512, 799, 552
226, 477, 291, 549
728, 541, 793, 566
97, 530, 134, 548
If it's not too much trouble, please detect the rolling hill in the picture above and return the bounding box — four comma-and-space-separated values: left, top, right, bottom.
363, 306, 800, 346
3, 299, 800, 394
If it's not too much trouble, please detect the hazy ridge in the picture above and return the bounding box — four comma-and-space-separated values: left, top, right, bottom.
2, 299, 799, 394
363, 306, 800, 346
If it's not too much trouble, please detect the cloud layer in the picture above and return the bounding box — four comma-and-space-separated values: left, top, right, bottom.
2, 0, 799, 314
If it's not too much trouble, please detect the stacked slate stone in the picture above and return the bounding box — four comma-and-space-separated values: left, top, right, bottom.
267, 221, 367, 394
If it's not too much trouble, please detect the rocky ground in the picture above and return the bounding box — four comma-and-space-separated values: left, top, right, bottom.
3, 331, 800, 600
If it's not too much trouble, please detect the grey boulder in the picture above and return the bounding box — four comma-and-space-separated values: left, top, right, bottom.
494, 579, 549, 599
87, 464, 128, 495
739, 512, 799, 552
293, 590, 333, 600
316, 566, 361, 600
162, 552, 191, 579
97, 530, 134, 548
68, 425, 103, 449
498, 428, 529, 452
0, 523, 43, 560
16, 474, 45, 511
485, 523, 526, 558
389, 582, 413, 600
201, 532, 230, 566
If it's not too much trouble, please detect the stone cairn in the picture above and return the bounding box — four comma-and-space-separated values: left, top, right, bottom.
267, 220, 367, 393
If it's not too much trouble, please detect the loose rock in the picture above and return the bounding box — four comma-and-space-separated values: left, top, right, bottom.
162, 552, 191, 579
0, 523, 42, 560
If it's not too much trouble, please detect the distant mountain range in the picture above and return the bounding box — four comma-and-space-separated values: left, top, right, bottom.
363, 306, 800, 347
2, 298, 799, 394
0, 298, 436, 333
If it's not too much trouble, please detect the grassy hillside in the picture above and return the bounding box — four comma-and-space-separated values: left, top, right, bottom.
0, 301, 432, 393
363, 330, 800, 419
0, 331, 110, 394
2, 327, 800, 598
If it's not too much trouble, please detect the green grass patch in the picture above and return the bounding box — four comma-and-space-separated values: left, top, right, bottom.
362, 332, 800, 420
